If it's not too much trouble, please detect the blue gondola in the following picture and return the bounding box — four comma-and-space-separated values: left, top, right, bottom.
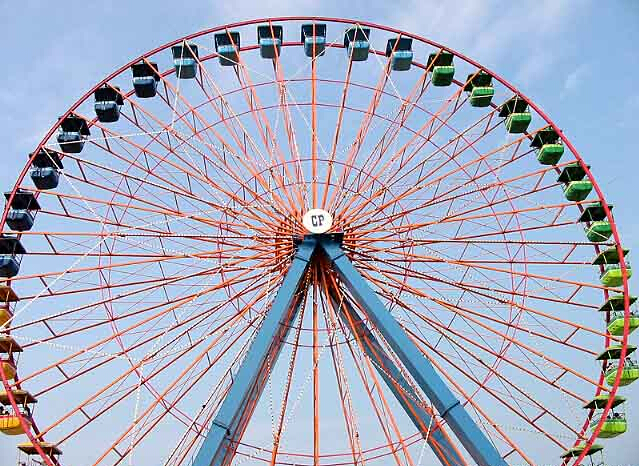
29, 149, 63, 190
0, 236, 26, 278
386, 37, 413, 71
171, 42, 199, 79
344, 26, 370, 61
131, 62, 160, 98
301, 24, 326, 58
94, 85, 124, 123
257, 24, 283, 59
56, 115, 90, 154
4, 190, 40, 232
215, 32, 241, 66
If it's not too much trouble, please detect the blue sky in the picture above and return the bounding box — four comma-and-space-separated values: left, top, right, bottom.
1, 1, 638, 464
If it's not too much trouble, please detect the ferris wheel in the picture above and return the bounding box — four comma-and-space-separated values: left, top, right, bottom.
0, 16, 637, 466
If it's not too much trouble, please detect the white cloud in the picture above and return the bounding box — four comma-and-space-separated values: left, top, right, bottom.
386, 0, 584, 92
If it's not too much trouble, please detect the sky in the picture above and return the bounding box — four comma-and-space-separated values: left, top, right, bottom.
1, 0, 639, 465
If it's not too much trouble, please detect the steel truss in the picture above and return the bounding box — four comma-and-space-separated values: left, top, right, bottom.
192, 234, 506, 466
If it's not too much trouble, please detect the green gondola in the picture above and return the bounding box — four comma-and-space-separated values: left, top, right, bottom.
596, 344, 637, 360
428, 51, 455, 86
499, 96, 531, 134
601, 263, 632, 287
537, 143, 564, 165
590, 413, 627, 438
505, 113, 532, 133
557, 162, 592, 201
432, 65, 455, 86
584, 394, 629, 439
579, 202, 612, 223
597, 344, 639, 386
607, 309, 639, 336
585, 221, 612, 242
560, 442, 603, 458
557, 162, 588, 181
469, 86, 495, 107
563, 180, 593, 201
583, 394, 626, 410
598, 294, 637, 312
463, 71, 494, 107
593, 246, 629, 265
530, 127, 564, 165
605, 360, 639, 386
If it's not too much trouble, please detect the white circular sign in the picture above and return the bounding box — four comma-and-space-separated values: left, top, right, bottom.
302, 209, 333, 234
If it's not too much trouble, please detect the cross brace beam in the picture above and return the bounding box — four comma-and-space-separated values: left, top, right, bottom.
328, 291, 466, 466
191, 237, 316, 466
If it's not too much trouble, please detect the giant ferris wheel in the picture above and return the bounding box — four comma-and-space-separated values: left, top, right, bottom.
0, 16, 637, 466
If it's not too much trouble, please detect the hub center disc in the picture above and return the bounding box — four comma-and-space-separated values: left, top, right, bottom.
302, 209, 333, 234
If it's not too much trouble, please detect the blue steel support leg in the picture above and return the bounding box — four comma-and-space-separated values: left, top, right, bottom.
320, 238, 507, 466
329, 292, 466, 466
192, 237, 317, 466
